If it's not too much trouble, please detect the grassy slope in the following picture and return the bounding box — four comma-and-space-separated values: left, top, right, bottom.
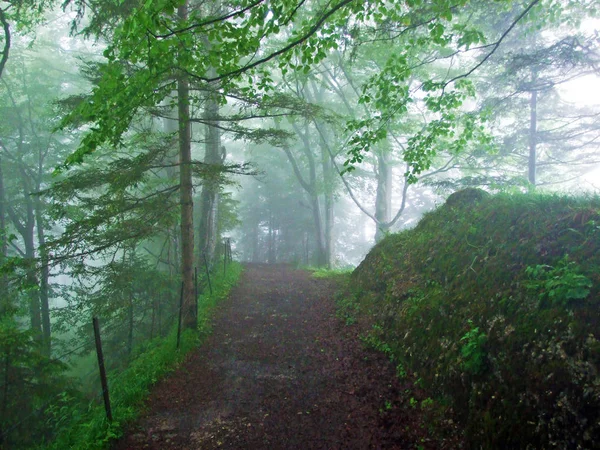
349, 189, 600, 449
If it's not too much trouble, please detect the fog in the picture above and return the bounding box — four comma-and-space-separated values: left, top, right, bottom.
0, 0, 599, 447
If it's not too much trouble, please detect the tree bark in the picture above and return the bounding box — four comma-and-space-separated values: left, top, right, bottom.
268, 210, 275, 264
0, 157, 7, 313
0, 9, 10, 81
197, 0, 224, 269
528, 82, 538, 186
34, 194, 51, 356
24, 205, 42, 343
374, 148, 393, 242
177, 1, 196, 330
317, 123, 334, 268
197, 81, 222, 269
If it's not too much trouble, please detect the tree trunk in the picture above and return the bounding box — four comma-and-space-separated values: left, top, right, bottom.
285, 122, 327, 267
177, 2, 196, 330
197, 0, 223, 269
127, 290, 133, 357
528, 85, 538, 186
197, 77, 222, 269
374, 148, 393, 242
251, 216, 259, 262
0, 157, 7, 313
268, 210, 275, 264
19, 177, 43, 344
319, 129, 334, 268
310, 194, 327, 266
34, 194, 51, 356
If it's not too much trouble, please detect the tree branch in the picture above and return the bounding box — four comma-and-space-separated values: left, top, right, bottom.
152, 0, 267, 39
443, 0, 541, 88
186, 0, 356, 83
0, 8, 10, 80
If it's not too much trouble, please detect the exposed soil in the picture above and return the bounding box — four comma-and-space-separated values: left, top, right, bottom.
114, 263, 461, 449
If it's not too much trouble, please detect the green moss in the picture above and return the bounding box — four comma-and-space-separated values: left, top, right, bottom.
349, 191, 600, 448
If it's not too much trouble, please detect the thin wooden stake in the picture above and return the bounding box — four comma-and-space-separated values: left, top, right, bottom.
203, 253, 213, 295
176, 281, 184, 350
194, 267, 198, 316
92, 317, 112, 422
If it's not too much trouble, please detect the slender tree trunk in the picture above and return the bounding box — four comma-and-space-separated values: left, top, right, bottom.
127, 290, 133, 357
285, 121, 327, 267
0, 157, 7, 312
34, 195, 51, 356
319, 130, 334, 268
0, 9, 10, 81
324, 196, 333, 267
310, 194, 327, 266
268, 210, 275, 264
251, 217, 259, 262
150, 297, 156, 339
197, 0, 223, 269
304, 232, 309, 266
528, 85, 538, 186
177, 1, 196, 330
197, 78, 222, 269
22, 196, 42, 343
375, 149, 393, 242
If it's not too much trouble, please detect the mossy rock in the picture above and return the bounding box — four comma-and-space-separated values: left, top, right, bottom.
445, 187, 490, 208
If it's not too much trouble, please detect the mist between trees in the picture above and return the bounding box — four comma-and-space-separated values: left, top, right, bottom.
0, 0, 598, 448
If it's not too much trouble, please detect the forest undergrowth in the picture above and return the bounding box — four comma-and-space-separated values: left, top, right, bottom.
6, 262, 243, 450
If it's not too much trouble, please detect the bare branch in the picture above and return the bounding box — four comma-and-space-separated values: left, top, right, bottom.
443, 0, 541, 88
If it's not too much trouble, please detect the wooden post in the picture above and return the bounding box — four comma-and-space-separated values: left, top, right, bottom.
194, 267, 198, 316
203, 253, 213, 295
158, 291, 162, 336
150, 294, 155, 340
92, 317, 112, 422
176, 281, 184, 350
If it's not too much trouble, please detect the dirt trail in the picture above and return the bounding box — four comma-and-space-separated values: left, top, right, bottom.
115, 263, 446, 449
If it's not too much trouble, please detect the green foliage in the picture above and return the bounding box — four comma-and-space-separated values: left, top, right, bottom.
525, 255, 592, 307
349, 190, 600, 448
0, 314, 72, 448
460, 320, 487, 375
40, 262, 243, 450
362, 324, 394, 358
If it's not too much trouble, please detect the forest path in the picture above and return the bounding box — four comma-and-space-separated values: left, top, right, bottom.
114, 263, 436, 449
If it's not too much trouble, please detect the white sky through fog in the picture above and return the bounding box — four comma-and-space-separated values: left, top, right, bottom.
558, 18, 600, 190
558, 73, 600, 191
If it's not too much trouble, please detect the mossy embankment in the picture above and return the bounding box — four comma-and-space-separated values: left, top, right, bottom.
348, 189, 600, 449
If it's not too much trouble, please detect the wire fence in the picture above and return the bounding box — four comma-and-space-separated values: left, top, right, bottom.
0, 239, 234, 449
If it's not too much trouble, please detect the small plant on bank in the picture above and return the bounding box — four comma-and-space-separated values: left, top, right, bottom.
460, 320, 487, 375
525, 255, 592, 307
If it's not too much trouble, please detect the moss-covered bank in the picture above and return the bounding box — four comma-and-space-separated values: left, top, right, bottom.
349, 189, 600, 449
